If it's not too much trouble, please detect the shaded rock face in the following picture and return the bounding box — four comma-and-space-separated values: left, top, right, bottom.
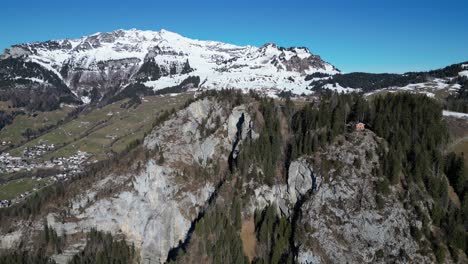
145, 98, 237, 166
250, 184, 289, 216
0, 98, 256, 263
247, 158, 316, 216
245, 131, 431, 263
63, 57, 142, 101
0, 57, 80, 110
47, 161, 214, 263
295, 132, 429, 264
287, 157, 315, 205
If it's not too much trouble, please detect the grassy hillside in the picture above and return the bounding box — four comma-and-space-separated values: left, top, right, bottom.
0, 93, 193, 200
7, 93, 192, 160
0, 104, 74, 151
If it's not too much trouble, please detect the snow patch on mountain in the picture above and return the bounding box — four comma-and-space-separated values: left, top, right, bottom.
323, 83, 361, 93
398, 78, 451, 91
443, 110, 468, 119
364, 78, 461, 98
81, 96, 91, 104
459, 70, 468, 77
13, 76, 44, 83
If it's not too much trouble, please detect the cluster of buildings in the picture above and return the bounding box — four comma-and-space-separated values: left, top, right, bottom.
46, 151, 90, 176
0, 153, 32, 173
22, 143, 55, 158
0, 150, 90, 175
0, 143, 90, 175
0, 200, 11, 208
1, 141, 11, 146
0, 143, 91, 208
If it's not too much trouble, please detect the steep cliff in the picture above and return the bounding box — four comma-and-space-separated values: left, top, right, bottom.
0, 92, 466, 264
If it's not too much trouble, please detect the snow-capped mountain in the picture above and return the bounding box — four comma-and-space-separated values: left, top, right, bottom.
0, 29, 339, 104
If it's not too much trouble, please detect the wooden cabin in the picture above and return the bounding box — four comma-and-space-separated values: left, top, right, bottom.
355, 122, 365, 131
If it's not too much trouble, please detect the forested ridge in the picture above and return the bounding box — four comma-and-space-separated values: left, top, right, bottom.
166, 91, 467, 263
0, 90, 467, 263
309, 61, 468, 93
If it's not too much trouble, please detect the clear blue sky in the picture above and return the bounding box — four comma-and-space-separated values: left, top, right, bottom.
1, 0, 467, 73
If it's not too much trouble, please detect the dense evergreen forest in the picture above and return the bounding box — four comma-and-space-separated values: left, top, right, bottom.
0, 90, 467, 263
446, 78, 468, 113
0, 227, 135, 264
68, 229, 137, 264
236, 97, 283, 186
290, 92, 369, 157
0, 110, 24, 131
253, 205, 293, 263
168, 196, 248, 264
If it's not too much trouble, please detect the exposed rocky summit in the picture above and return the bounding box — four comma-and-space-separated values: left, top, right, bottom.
295, 132, 430, 263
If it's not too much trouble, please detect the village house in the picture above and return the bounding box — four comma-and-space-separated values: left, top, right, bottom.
0, 200, 11, 208
0, 145, 91, 207
356, 122, 365, 131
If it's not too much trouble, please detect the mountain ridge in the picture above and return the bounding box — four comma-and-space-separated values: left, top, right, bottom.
0, 28, 339, 107
1, 29, 467, 113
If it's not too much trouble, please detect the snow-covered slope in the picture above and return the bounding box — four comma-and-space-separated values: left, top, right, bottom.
443, 110, 468, 119
1, 29, 339, 101
311, 61, 468, 97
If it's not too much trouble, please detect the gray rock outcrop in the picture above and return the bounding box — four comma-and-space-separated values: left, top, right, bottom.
295, 132, 430, 263
0, 97, 256, 264
287, 157, 316, 205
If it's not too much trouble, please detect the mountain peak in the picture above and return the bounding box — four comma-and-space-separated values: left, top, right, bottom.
0, 28, 340, 103
159, 28, 176, 35
261, 42, 278, 48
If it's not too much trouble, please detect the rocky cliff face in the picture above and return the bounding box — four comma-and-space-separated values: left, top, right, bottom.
0, 97, 257, 263
246, 157, 316, 217
242, 130, 435, 263
294, 132, 431, 263
0, 94, 457, 263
